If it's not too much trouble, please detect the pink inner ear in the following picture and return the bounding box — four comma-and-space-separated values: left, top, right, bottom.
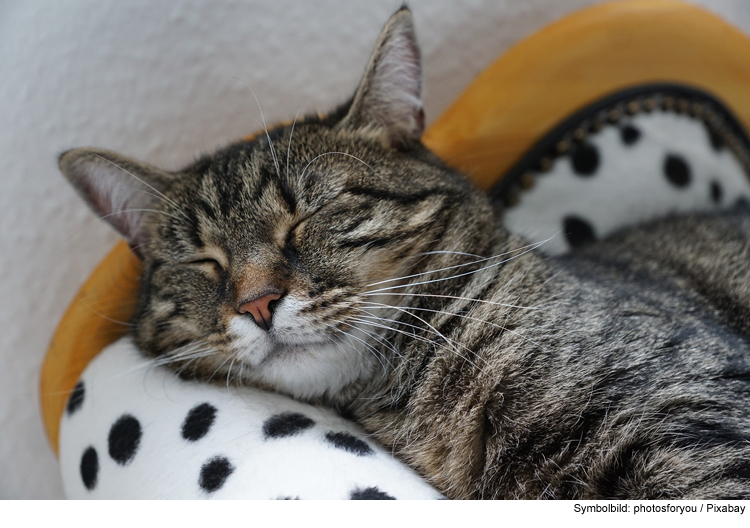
371, 28, 424, 144
86, 164, 148, 246
62, 152, 165, 256
343, 10, 424, 147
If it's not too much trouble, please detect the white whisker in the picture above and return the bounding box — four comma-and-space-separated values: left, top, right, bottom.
90, 153, 191, 222
349, 316, 432, 356
363, 241, 542, 289
98, 208, 186, 223
420, 249, 487, 259
206, 354, 234, 384
344, 318, 405, 362
234, 77, 281, 179
361, 301, 552, 355
299, 151, 376, 180
64, 208, 188, 244
359, 301, 489, 376
286, 108, 301, 179
80, 304, 135, 327
363, 236, 553, 293
226, 357, 236, 390
352, 312, 491, 369
325, 322, 389, 374
363, 292, 539, 311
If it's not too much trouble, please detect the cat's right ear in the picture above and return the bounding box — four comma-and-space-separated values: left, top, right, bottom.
59, 148, 173, 258
338, 7, 424, 149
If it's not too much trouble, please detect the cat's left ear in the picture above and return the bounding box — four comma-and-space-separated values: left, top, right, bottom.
59, 148, 174, 259
339, 7, 423, 149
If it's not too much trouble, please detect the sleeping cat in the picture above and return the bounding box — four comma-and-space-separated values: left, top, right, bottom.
59, 8, 750, 499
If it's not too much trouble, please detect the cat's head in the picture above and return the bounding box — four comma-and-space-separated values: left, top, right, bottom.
59, 8, 496, 400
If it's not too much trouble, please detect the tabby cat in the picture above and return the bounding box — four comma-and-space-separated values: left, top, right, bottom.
60, 8, 750, 499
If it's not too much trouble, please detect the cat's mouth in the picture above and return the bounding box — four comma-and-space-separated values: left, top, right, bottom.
228, 315, 333, 362
226, 314, 379, 399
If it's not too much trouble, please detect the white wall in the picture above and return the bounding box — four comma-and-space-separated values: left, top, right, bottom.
1, 0, 748, 499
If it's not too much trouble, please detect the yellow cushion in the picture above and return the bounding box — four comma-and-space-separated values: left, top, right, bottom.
42, 241, 140, 454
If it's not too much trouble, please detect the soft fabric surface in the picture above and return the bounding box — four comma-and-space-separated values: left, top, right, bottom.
60, 337, 441, 499
499, 85, 750, 255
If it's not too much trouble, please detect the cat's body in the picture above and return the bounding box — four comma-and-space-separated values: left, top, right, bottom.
60, 8, 750, 499
350, 208, 750, 499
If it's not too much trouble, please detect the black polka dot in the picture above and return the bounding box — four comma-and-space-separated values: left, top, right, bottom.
571, 142, 600, 176
564, 216, 597, 249
199, 456, 234, 493
182, 403, 217, 442
664, 154, 691, 188
710, 181, 723, 204
263, 412, 315, 439
325, 431, 374, 456
350, 486, 396, 500
108, 414, 142, 465
80, 446, 98, 491
620, 124, 641, 145
66, 381, 85, 416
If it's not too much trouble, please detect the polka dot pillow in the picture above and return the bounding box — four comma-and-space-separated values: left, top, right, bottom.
60, 337, 443, 499
494, 84, 750, 255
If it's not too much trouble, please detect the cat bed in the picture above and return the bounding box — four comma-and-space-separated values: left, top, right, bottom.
42, 0, 750, 499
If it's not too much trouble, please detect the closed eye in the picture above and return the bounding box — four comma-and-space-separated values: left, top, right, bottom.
189, 258, 221, 267
279, 205, 330, 263
282, 213, 314, 251
282, 224, 301, 265
184, 243, 229, 273
186, 257, 224, 277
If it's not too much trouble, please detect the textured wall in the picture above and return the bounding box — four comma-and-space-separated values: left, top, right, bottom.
1, 0, 748, 499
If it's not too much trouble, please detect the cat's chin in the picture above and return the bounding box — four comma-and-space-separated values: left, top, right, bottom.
238, 341, 377, 401
227, 318, 379, 400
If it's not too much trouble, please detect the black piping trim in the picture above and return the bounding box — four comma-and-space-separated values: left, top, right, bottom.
488, 83, 750, 208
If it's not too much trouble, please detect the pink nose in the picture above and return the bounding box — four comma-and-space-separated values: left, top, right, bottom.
238, 292, 283, 331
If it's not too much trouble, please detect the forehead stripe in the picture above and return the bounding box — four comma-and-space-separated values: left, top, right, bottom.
345, 185, 450, 205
